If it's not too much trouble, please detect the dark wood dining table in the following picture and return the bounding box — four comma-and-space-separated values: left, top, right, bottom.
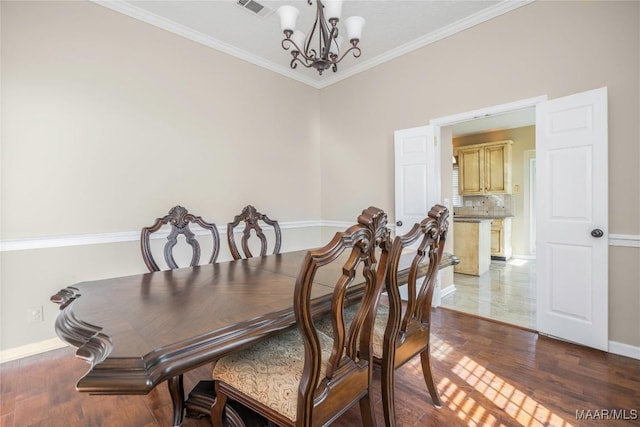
51, 248, 458, 426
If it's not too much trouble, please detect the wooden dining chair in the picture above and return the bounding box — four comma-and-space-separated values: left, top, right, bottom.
315, 204, 449, 427
227, 205, 282, 260
211, 207, 391, 427
378, 204, 449, 426
140, 205, 221, 426
141, 205, 220, 272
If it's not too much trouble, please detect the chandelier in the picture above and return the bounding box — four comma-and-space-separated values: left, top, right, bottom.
276, 0, 365, 75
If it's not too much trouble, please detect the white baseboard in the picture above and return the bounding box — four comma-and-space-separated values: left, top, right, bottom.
608, 340, 640, 360
439, 284, 456, 299
0, 337, 67, 364
512, 254, 536, 260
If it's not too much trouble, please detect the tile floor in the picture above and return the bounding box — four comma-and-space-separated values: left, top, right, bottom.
440, 258, 537, 330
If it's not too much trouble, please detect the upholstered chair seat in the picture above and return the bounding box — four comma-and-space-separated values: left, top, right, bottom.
212, 328, 333, 423
316, 304, 389, 359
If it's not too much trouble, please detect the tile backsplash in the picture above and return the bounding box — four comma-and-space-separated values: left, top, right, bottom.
454, 195, 514, 217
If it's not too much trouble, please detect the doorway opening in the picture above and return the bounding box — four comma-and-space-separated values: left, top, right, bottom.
430, 97, 544, 330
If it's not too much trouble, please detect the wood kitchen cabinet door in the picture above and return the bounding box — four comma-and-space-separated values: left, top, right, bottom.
457, 140, 512, 195
457, 146, 484, 195
490, 218, 512, 260
485, 143, 512, 194
490, 219, 503, 256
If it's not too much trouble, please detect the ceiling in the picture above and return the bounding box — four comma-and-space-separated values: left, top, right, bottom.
451, 107, 536, 137
96, 0, 531, 89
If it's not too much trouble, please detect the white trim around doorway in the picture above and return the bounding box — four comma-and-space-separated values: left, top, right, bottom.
429, 95, 548, 127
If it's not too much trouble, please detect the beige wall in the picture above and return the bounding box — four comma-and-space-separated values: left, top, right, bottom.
1, 1, 639, 352
1, 1, 322, 350
454, 126, 536, 256
319, 1, 640, 346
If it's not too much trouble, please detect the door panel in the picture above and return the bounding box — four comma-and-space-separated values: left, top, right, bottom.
536, 87, 608, 351
394, 126, 441, 237
394, 125, 441, 305
549, 146, 592, 220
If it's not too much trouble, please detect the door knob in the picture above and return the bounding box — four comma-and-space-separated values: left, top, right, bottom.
396, 221, 403, 227
591, 229, 604, 238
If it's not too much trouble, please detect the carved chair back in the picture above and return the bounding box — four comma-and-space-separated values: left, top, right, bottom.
293, 206, 390, 426
227, 205, 282, 260
379, 204, 449, 425
387, 204, 449, 341
211, 207, 390, 427
140, 205, 220, 272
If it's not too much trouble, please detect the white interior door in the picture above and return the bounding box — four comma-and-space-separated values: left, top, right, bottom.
536, 87, 608, 351
394, 126, 441, 235
394, 125, 441, 303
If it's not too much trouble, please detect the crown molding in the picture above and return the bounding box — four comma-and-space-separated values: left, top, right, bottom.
305, 0, 535, 88
92, 0, 532, 89
92, 0, 323, 89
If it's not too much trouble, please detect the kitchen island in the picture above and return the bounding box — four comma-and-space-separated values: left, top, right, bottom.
453, 217, 492, 276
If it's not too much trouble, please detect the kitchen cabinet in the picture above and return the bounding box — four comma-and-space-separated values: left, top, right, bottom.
490, 217, 512, 260
456, 140, 513, 195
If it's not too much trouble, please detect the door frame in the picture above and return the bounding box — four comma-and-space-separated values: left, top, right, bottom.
429, 96, 548, 129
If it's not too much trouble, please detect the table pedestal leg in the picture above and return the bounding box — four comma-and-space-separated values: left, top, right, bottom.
185, 380, 249, 427
168, 374, 185, 427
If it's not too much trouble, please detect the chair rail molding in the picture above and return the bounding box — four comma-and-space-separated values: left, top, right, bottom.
0, 220, 325, 252
2, 229, 634, 253
608, 234, 640, 248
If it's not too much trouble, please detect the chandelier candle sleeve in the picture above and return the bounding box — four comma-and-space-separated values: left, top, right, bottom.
323, 0, 343, 21
344, 16, 365, 42
276, 0, 365, 75
277, 5, 299, 33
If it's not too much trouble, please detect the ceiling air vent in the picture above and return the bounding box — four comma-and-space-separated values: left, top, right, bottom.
236, 0, 274, 18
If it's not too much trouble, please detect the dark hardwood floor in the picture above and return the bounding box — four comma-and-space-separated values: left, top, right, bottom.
2, 308, 639, 427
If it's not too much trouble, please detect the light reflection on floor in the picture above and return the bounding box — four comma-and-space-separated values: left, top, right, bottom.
441, 259, 536, 329
428, 334, 575, 427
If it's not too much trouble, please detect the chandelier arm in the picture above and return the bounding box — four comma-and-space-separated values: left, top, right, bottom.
282, 38, 316, 66
291, 55, 316, 69
331, 45, 362, 64
304, 12, 319, 60
281, 38, 295, 51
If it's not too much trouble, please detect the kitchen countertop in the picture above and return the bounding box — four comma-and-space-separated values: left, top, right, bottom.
453, 217, 493, 223
453, 215, 514, 220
